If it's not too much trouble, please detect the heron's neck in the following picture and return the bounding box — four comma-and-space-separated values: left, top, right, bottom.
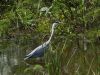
48, 24, 55, 42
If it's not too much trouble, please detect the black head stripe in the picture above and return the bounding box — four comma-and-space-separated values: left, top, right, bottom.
55, 21, 60, 23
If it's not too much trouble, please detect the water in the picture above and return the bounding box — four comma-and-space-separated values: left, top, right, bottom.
0, 38, 30, 75
0, 35, 44, 75
0, 36, 99, 75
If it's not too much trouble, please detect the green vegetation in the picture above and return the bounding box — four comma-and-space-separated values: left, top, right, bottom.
0, 0, 100, 75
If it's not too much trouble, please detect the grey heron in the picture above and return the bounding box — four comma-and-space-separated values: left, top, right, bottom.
24, 21, 61, 60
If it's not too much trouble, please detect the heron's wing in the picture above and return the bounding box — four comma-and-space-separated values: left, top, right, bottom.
26, 41, 49, 58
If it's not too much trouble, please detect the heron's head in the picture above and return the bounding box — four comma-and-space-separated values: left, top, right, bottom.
52, 21, 61, 28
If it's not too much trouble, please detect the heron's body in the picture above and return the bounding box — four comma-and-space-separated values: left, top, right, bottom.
24, 21, 60, 60
24, 40, 49, 60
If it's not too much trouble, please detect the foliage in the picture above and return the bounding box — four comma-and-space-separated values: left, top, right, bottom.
0, 0, 100, 75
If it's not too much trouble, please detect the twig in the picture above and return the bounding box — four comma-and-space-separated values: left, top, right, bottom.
66, 47, 77, 67
86, 56, 95, 75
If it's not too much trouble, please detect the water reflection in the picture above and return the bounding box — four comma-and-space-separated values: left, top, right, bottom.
0, 38, 25, 75
0, 37, 42, 75
0, 54, 12, 75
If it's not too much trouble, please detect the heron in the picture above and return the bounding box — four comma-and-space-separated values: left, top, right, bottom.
24, 21, 61, 60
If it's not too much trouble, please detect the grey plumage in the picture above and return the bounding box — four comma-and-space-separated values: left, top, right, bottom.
24, 21, 61, 60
